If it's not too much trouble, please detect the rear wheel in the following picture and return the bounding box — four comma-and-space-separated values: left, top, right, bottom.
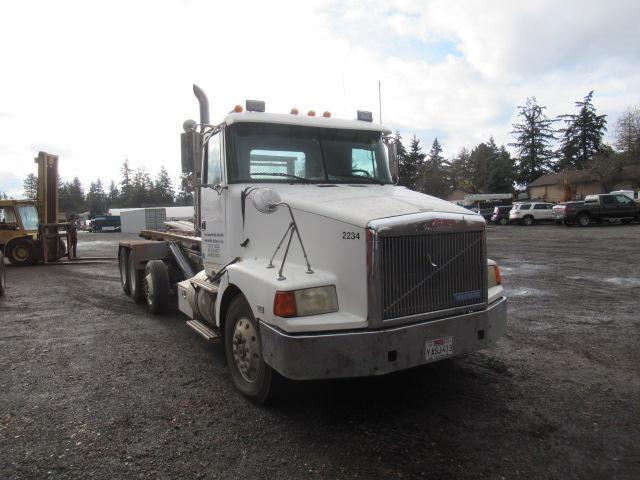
224, 295, 277, 403
144, 260, 170, 314
577, 213, 591, 227
522, 215, 534, 226
499, 217, 508, 225
128, 255, 144, 303
7, 239, 38, 266
118, 248, 130, 294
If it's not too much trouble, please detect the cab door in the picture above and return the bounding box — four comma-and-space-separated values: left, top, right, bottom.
200, 128, 228, 275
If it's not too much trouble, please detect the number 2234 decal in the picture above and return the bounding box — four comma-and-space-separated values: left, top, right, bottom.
342, 232, 361, 240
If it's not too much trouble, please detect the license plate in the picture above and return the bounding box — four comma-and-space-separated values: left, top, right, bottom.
425, 336, 453, 361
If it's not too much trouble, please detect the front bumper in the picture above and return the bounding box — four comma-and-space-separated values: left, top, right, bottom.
259, 296, 507, 380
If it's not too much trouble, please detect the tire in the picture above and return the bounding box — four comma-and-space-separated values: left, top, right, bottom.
224, 295, 277, 403
577, 213, 591, 227
128, 254, 144, 303
0, 253, 6, 297
7, 239, 38, 266
522, 215, 534, 226
144, 260, 170, 314
499, 217, 508, 225
118, 248, 130, 294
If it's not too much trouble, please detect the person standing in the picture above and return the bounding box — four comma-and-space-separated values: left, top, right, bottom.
68, 217, 78, 258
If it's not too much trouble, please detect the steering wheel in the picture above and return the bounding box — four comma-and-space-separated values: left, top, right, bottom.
351, 169, 371, 177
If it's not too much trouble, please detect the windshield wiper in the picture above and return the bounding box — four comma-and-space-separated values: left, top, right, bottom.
329, 174, 385, 185
251, 172, 311, 183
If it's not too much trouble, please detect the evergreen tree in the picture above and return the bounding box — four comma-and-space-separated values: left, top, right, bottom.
613, 106, 640, 156
175, 173, 194, 206
23, 173, 38, 200
510, 97, 557, 185
86, 178, 106, 217
420, 138, 451, 198
153, 166, 175, 205
107, 181, 119, 209
399, 135, 425, 191
132, 167, 153, 207
449, 148, 473, 192
468, 137, 515, 193
120, 158, 134, 206
557, 91, 607, 170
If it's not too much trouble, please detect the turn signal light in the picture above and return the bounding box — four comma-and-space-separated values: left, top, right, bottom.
290, 108, 299, 115
307, 110, 316, 116
494, 265, 502, 285
274, 291, 297, 318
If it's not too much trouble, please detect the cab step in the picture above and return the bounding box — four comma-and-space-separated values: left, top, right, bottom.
186, 320, 220, 340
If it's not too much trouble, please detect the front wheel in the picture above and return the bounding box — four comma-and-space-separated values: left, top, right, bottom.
522, 216, 534, 226
499, 217, 508, 225
7, 239, 38, 266
118, 248, 130, 294
224, 295, 277, 403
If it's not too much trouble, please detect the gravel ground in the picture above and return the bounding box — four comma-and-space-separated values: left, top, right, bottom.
1, 225, 639, 479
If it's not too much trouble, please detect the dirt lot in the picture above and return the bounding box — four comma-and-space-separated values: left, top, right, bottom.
1, 225, 639, 479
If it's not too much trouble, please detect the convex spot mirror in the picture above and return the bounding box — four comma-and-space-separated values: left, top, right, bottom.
252, 188, 282, 214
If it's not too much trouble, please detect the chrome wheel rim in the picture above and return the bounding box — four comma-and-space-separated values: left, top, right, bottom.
232, 317, 260, 383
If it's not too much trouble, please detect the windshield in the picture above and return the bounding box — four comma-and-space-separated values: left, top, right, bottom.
18, 204, 39, 230
227, 123, 392, 184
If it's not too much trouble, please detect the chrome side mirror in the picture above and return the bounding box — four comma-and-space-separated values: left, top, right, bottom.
251, 188, 282, 214
384, 136, 399, 184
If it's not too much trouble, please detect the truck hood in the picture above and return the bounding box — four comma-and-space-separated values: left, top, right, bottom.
265, 184, 479, 227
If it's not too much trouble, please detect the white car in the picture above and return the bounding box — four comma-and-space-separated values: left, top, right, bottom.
509, 202, 555, 226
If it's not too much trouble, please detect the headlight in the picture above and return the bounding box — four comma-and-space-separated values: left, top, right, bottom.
274, 285, 339, 318
487, 263, 503, 288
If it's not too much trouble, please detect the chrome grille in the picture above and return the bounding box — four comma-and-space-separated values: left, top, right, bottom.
379, 231, 487, 320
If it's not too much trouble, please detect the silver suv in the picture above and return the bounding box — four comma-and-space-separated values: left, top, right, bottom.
509, 202, 555, 226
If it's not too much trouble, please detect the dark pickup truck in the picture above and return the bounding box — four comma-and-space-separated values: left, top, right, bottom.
552, 194, 640, 226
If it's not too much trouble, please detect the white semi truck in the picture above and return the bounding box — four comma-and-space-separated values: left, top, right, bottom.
118, 85, 507, 402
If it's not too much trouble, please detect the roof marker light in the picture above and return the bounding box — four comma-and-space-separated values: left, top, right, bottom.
246, 100, 265, 112
323, 111, 331, 118
233, 104, 243, 113
307, 110, 316, 116
290, 108, 299, 115
357, 110, 373, 122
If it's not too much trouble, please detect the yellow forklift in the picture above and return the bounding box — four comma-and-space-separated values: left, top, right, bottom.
0, 152, 70, 266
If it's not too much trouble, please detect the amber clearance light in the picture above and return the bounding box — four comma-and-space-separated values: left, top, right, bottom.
274, 291, 297, 318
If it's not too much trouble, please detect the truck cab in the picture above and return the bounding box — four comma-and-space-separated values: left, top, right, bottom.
119, 88, 507, 402
0, 200, 42, 265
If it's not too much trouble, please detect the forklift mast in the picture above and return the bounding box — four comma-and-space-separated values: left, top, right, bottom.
35, 151, 59, 224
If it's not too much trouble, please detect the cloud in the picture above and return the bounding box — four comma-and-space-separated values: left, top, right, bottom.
0, 0, 638, 191
0, 171, 24, 197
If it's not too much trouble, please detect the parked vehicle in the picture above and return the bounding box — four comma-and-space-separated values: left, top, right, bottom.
509, 202, 555, 226
552, 201, 583, 225
490, 206, 512, 225
555, 194, 640, 227
116, 85, 508, 402
89, 215, 121, 232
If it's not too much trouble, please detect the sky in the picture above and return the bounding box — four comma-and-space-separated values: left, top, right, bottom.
1, 0, 639, 197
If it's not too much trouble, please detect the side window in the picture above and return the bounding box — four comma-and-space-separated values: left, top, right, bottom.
520, 203, 531, 210
206, 132, 222, 185
601, 195, 616, 205
533, 204, 546, 210
616, 195, 632, 205
0, 207, 17, 224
